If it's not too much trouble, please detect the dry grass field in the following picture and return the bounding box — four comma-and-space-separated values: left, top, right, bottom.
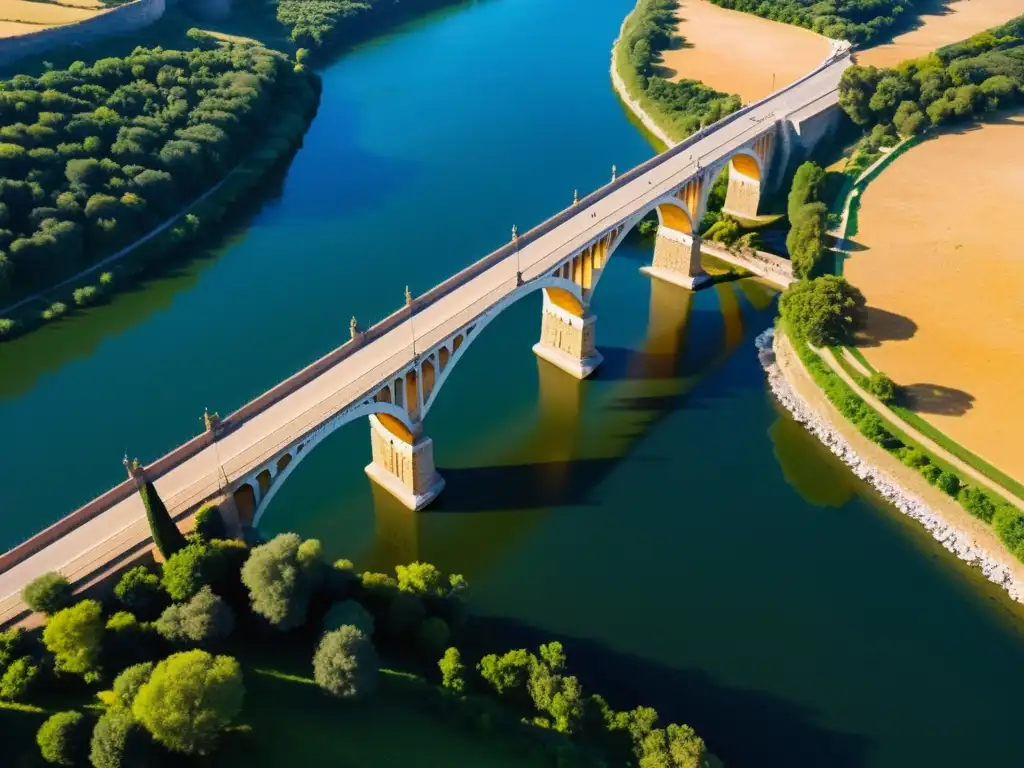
845, 112, 1024, 480
858, 0, 1023, 68
0, 0, 109, 36
659, 0, 832, 103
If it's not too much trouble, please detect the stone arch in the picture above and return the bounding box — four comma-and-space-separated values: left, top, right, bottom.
717, 148, 765, 219
256, 468, 273, 499
438, 346, 450, 371
419, 274, 582, 418
250, 398, 417, 528
421, 358, 436, 402
602, 195, 697, 269
233, 482, 257, 526
276, 454, 292, 474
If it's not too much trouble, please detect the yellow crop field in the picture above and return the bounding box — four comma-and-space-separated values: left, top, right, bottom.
0, 0, 109, 35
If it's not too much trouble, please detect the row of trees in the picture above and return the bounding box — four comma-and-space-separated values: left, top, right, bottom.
0, 36, 318, 308
708, 0, 911, 45
838, 16, 1024, 138
785, 161, 828, 279
619, 0, 741, 141
276, 0, 448, 50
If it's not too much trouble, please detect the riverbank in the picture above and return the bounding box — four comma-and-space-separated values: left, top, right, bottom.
0, 55, 321, 342
759, 327, 1024, 602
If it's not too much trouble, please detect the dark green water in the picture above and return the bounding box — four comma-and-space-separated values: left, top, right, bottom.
1, 0, 1023, 765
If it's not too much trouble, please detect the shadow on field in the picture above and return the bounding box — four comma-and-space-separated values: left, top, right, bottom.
901, 383, 975, 416
855, 307, 918, 346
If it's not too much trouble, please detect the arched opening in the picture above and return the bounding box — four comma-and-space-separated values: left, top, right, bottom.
439, 346, 450, 370
422, 358, 436, 402
234, 483, 257, 525
375, 385, 392, 404
257, 469, 272, 498
405, 370, 419, 420
542, 286, 585, 318
452, 334, 464, 353
657, 202, 694, 235
393, 378, 404, 408
276, 454, 292, 474
722, 151, 763, 220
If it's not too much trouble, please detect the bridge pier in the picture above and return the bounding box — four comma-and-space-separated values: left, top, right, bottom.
642, 227, 710, 291
364, 415, 445, 511
532, 293, 603, 379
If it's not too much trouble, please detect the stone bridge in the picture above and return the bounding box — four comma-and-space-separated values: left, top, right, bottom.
0, 49, 850, 625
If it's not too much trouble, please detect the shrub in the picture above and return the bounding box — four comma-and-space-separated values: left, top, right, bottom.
439, 647, 465, 693
241, 533, 323, 629
901, 448, 929, 469
322, 600, 374, 636
114, 566, 165, 617
479, 648, 532, 696
993, 505, 1024, 561
22, 571, 73, 614
193, 504, 226, 542
0, 656, 38, 700
133, 650, 244, 755
313, 626, 379, 699
42, 301, 68, 321
99, 271, 114, 286
155, 586, 235, 645
957, 486, 997, 523
162, 542, 224, 602
37, 711, 90, 766
935, 471, 961, 497
867, 372, 897, 404
72, 285, 98, 306
779, 276, 866, 347
111, 662, 154, 711
920, 464, 942, 485
42, 599, 104, 681
89, 710, 148, 768
0, 317, 17, 337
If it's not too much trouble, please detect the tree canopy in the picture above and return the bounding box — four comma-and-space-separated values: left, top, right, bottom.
312, 625, 379, 699
779, 275, 867, 347
241, 533, 324, 629
709, 0, 911, 44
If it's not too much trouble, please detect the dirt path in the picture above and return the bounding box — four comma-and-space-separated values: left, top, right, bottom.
857, 0, 1024, 68
659, 0, 832, 103
845, 113, 1024, 481
775, 334, 1024, 587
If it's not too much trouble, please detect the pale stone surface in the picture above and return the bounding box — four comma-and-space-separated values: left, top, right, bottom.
365, 417, 445, 511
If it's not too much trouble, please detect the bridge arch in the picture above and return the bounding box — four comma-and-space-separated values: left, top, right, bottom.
602, 194, 697, 269
249, 399, 416, 527
709, 146, 766, 220
419, 274, 582, 418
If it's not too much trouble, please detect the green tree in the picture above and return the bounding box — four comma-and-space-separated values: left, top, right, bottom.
893, 100, 928, 136
89, 710, 148, 768
193, 504, 226, 541
0, 656, 38, 700
139, 478, 187, 559
155, 586, 235, 645
439, 647, 465, 693
638, 723, 706, 768
110, 662, 154, 711
241, 533, 323, 629
787, 202, 827, 279
322, 599, 374, 635
42, 599, 104, 681
787, 161, 825, 223
839, 65, 882, 125
867, 371, 897, 403
133, 650, 244, 755
37, 711, 90, 766
395, 561, 449, 596
313, 626, 379, 699
22, 571, 73, 614
161, 542, 224, 602
114, 566, 165, 617
478, 648, 532, 696
778, 276, 867, 347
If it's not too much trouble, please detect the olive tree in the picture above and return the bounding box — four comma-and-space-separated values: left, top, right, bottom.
37, 711, 90, 766
313, 625, 378, 699
22, 571, 73, 615
155, 587, 235, 645
241, 533, 323, 629
42, 599, 104, 681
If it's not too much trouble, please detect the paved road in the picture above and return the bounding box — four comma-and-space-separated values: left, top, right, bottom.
0, 54, 849, 625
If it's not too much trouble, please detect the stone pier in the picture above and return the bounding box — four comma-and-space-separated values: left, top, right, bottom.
364, 415, 445, 511
532, 293, 603, 379
642, 226, 710, 290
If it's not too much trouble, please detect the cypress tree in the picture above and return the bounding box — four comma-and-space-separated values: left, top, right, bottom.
139, 480, 187, 559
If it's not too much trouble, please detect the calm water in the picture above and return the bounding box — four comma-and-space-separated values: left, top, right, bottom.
1, 0, 1023, 765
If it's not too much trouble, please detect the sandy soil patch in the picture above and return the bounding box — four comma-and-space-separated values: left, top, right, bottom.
858, 0, 1023, 68
0, 19, 44, 35
845, 112, 1024, 481
659, 0, 832, 103
0, 0, 105, 28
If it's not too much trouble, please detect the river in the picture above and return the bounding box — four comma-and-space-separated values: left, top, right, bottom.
1, 0, 1023, 765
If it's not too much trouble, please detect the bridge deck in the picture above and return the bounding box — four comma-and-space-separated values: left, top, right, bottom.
0, 55, 847, 625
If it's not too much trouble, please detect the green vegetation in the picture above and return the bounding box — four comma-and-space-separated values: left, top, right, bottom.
866, 371, 897, 403
708, 0, 911, 45
113, 565, 165, 618
276, 0, 454, 52
785, 161, 828, 278
7, 530, 713, 767
839, 16, 1024, 135
21, 571, 73, 615
194, 503, 227, 542
137, 475, 186, 559
616, 0, 741, 142
778, 275, 865, 347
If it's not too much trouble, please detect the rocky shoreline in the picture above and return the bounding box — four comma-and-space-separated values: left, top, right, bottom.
756, 327, 1024, 603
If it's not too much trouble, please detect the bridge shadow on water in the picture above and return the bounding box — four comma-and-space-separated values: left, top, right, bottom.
465, 615, 872, 768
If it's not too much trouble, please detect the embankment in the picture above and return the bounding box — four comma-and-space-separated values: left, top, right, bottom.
758, 327, 1024, 602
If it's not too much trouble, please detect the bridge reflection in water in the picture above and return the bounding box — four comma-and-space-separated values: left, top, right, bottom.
323, 270, 780, 579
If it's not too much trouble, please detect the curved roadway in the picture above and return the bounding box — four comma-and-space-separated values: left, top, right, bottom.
0, 51, 850, 625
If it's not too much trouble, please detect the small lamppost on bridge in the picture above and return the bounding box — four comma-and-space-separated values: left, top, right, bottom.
611, 165, 617, 182
350, 316, 359, 340
123, 455, 144, 489
511, 224, 518, 242
405, 285, 413, 307
572, 189, 579, 206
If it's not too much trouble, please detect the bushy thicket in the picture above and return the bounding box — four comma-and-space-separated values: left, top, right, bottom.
779, 275, 865, 347
709, 0, 911, 45
785, 161, 828, 279
618, 0, 741, 141
276, 0, 448, 50
839, 16, 1024, 136
0, 39, 313, 308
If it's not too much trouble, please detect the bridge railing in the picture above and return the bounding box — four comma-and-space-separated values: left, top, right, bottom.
0, 51, 851, 577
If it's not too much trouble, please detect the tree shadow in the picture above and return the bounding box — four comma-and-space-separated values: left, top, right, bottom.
854, 307, 918, 347
900, 383, 975, 416
464, 616, 872, 768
